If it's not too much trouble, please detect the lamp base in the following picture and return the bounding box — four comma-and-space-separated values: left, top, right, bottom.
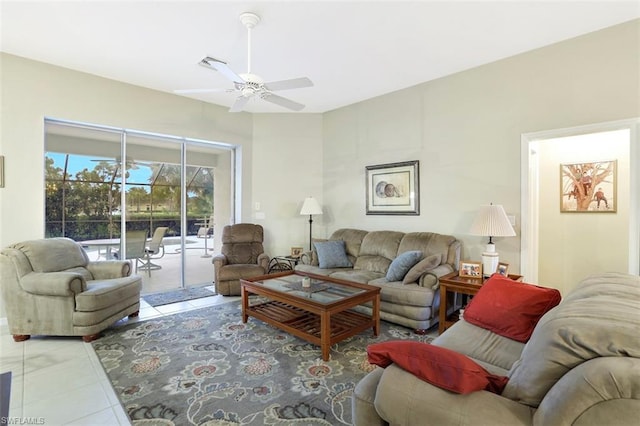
481, 243, 499, 278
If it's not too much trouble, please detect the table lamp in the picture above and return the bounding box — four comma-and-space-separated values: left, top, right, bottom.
469, 203, 516, 277
300, 197, 323, 251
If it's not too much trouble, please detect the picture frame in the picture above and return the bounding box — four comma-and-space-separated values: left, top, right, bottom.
290, 247, 303, 258
560, 160, 616, 213
0, 155, 4, 188
496, 262, 509, 276
459, 261, 482, 278
366, 160, 419, 215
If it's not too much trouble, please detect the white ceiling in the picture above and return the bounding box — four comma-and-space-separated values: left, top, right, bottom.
2, 1, 639, 113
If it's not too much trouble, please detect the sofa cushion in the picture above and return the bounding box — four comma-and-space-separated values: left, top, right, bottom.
367, 340, 509, 394
502, 272, 640, 407
386, 250, 422, 281
75, 276, 142, 312
354, 231, 404, 274
314, 240, 353, 269
402, 254, 441, 284
328, 228, 368, 260
12, 237, 88, 273
399, 232, 458, 266
433, 319, 525, 375
218, 264, 267, 281
331, 270, 384, 284
463, 274, 561, 343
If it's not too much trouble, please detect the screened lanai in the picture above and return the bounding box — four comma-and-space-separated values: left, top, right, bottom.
44, 119, 235, 294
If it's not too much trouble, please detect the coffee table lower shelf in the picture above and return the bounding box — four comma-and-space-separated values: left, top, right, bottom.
247, 300, 374, 359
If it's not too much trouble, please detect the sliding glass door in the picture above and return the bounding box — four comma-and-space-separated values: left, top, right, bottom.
44, 119, 235, 295
184, 143, 232, 287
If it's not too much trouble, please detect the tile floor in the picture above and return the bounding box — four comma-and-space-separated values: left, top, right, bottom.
0, 293, 240, 426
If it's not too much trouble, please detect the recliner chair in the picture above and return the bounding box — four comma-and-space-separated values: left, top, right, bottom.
0, 237, 142, 342
212, 223, 269, 296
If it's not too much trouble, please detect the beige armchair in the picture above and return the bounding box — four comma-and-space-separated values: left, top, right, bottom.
212, 223, 269, 296
0, 237, 142, 342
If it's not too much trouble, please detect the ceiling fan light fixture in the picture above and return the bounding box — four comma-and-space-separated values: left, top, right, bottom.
177, 11, 313, 112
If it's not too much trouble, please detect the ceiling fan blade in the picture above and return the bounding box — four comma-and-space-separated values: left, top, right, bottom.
198, 56, 245, 83
229, 95, 251, 113
264, 77, 313, 92
174, 88, 228, 94
261, 93, 305, 111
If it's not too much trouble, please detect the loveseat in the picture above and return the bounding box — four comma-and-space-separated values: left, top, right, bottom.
0, 237, 142, 342
352, 272, 640, 426
295, 228, 462, 331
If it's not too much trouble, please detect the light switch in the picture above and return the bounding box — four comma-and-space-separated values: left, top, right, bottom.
508, 215, 516, 226
255, 202, 261, 211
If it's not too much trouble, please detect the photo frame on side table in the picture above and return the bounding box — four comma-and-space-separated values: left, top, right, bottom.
496, 262, 509, 276
459, 261, 482, 278
560, 160, 616, 213
290, 247, 303, 258
366, 160, 419, 215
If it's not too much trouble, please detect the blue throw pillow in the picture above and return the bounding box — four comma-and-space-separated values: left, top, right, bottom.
386, 250, 423, 281
314, 240, 352, 269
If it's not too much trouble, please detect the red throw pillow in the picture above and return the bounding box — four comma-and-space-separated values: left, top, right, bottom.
463, 274, 561, 343
367, 341, 508, 394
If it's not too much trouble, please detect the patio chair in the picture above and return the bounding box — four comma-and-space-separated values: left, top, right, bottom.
138, 226, 168, 274
114, 230, 148, 275
0, 237, 142, 342
213, 223, 269, 296
197, 216, 214, 258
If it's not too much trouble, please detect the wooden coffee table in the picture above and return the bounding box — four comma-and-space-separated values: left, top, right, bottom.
240, 271, 381, 361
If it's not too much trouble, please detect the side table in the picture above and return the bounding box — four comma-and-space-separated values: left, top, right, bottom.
438, 271, 523, 334
268, 256, 301, 273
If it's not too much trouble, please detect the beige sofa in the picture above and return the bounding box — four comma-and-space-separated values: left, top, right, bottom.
352, 272, 640, 426
295, 228, 462, 331
0, 237, 142, 342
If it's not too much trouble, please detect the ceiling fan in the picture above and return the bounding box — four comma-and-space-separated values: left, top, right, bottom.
175, 12, 313, 112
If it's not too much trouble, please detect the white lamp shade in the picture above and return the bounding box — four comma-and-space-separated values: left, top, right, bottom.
469, 204, 516, 237
300, 197, 323, 215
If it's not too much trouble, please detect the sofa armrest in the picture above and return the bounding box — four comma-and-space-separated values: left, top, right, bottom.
418, 263, 455, 290
374, 364, 533, 426
86, 260, 131, 279
300, 251, 313, 265
20, 271, 86, 296
534, 357, 640, 425
212, 254, 228, 268
257, 253, 270, 270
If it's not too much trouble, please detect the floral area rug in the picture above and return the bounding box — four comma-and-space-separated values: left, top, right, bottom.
93, 301, 433, 425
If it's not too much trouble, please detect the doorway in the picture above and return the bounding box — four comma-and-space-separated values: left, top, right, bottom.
521, 119, 640, 295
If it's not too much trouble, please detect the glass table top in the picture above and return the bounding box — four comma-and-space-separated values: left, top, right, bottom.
246, 273, 368, 305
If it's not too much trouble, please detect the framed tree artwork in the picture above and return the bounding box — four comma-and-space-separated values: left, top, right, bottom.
560, 160, 616, 213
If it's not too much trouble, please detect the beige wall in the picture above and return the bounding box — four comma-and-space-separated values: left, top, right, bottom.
322, 20, 639, 284
0, 53, 254, 247
0, 19, 638, 321
252, 114, 324, 256
537, 130, 630, 295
